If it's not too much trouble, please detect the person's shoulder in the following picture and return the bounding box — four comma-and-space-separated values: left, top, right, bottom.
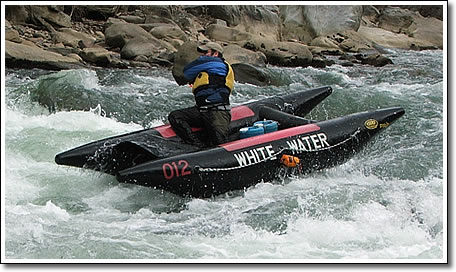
187, 56, 221, 66
201, 56, 224, 62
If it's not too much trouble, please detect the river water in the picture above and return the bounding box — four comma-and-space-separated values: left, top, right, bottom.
2, 49, 446, 262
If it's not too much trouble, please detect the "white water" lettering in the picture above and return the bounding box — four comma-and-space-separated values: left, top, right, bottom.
233, 145, 276, 167
286, 132, 330, 152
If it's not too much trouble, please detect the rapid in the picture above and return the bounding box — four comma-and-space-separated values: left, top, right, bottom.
2, 49, 445, 261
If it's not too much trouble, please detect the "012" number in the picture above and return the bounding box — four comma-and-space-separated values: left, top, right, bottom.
162, 160, 191, 180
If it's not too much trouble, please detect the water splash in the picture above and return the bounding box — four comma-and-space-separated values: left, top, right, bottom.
3, 49, 444, 261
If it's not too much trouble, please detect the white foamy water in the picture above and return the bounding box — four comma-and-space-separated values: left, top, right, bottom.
2, 49, 446, 262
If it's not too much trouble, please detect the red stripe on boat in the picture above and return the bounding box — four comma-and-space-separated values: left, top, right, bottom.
231, 105, 255, 121
155, 125, 202, 138
221, 124, 321, 151
155, 106, 255, 138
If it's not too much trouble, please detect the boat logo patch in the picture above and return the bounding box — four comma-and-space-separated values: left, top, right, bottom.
364, 119, 378, 130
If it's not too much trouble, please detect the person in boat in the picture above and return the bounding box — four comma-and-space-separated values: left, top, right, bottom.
168, 41, 235, 148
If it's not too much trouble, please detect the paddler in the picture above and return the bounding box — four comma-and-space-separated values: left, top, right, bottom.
168, 41, 235, 148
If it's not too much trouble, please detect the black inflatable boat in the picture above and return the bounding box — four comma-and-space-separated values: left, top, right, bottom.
55, 86, 405, 197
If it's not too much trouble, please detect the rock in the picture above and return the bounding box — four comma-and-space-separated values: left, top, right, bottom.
46, 46, 81, 56
144, 15, 177, 26
204, 6, 281, 43
231, 63, 290, 86
329, 31, 374, 53
54, 28, 96, 48
374, 6, 443, 49
118, 15, 145, 24
148, 56, 173, 67
84, 6, 119, 20
280, 5, 363, 43
4, 4, 444, 72
174, 14, 204, 36
67, 53, 84, 62
308, 46, 343, 56
357, 25, 437, 50
207, 6, 241, 26
29, 6, 72, 29
395, 5, 443, 20
166, 38, 185, 49
250, 39, 313, 67
355, 53, 393, 67
310, 36, 341, 49
212, 19, 227, 27
279, 6, 315, 43
139, 23, 172, 32
362, 5, 381, 19
378, 6, 415, 34
223, 44, 267, 67
143, 5, 174, 19
5, 40, 83, 70
241, 6, 281, 40
172, 40, 200, 85
104, 17, 127, 29
311, 55, 336, 68
205, 24, 253, 43
80, 47, 113, 66
150, 25, 187, 41
105, 22, 154, 49
120, 36, 175, 60
5, 6, 29, 24
409, 15, 443, 49
5, 20, 22, 42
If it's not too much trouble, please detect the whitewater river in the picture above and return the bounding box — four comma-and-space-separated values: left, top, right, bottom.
2, 49, 446, 262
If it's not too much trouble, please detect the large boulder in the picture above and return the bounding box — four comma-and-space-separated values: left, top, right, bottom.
205, 22, 313, 67
104, 22, 155, 49
247, 38, 313, 67
82, 6, 120, 20
120, 36, 175, 60
410, 15, 443, 49
205, 24, 253, 43
172, 40, 200, 85
357, 25, 438, 50
223, 44, 267, 67
280, 5, 363, 43
354, 53, 393, 67
5, 40, 83, 70
377, 6, 416, 34
5, 20, 22, 42
372, 6, 442, 49
303, 5, 363, 36
392, 5, 443, 20
80, 47, 113, 66
263, 41, 313, 66
204, 6, 280, 41
5, 6, 29, 24
231, 63, 291, 86
236, 6, 281, 40
150, 25, 187, 41
204, 6, 281, 42
207, 6, 242, 26
309, 36, 341, 49
29, 6, 72, 29
323, 31, 374, 53
54, 28, 96, 48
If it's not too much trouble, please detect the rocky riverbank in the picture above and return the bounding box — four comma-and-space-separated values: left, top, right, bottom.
5, 5, 443, 86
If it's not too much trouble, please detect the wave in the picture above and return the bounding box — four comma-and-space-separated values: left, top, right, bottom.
3, 48, 444, 260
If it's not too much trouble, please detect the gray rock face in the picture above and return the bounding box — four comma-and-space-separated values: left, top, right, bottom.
4, 5, 443, 85
280, 5, 363, 42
